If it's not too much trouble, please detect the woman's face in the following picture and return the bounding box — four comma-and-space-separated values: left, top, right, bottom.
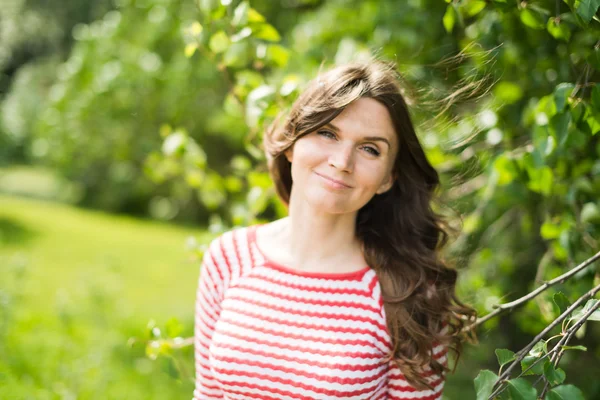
285, 97, 399, 215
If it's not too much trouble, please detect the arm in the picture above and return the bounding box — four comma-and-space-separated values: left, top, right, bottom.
387, 344, 447, 400
193, 238, 226, 400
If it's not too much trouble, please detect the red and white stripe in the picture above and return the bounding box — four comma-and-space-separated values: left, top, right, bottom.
193, 226, 446, 400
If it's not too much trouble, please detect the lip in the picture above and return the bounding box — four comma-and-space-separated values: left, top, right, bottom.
314, 171, 353, 189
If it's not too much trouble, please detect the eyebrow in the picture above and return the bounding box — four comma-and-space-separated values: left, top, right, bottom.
324, 122, 392, 149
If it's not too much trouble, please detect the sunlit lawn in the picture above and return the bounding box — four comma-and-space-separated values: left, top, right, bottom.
0, 194, 211, 399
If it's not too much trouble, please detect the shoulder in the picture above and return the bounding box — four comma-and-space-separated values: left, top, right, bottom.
202, 225, 261, 272
206, 225, 256, 249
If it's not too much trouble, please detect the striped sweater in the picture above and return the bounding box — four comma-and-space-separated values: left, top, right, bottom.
194, 225, 447, 400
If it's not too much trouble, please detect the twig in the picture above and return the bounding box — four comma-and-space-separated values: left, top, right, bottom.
488, 282, 600, 399
538, 298, 600, 397
465, 251, 600, 330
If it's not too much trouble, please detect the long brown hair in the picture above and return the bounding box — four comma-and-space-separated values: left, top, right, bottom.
263, 60, 477, 389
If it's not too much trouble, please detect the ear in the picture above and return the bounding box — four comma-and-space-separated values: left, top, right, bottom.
284, 147, 293, 163
376, 172, 394, 195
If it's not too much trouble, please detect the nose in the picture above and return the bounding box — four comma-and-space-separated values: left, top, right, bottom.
328, 144, 354, 173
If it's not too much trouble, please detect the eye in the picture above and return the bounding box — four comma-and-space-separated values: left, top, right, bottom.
317, 130, 336, 139
362, 145, 380, 156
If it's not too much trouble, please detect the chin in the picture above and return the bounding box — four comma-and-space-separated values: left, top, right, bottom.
305, 190, 361, 215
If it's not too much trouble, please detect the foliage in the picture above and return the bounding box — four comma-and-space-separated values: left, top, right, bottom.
143, 0, 600, 397
1, 0, 600, 398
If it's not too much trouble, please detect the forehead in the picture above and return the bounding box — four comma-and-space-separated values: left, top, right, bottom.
330, 98, 397, 146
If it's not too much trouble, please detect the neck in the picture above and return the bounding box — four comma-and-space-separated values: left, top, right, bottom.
278, 195, 361, 269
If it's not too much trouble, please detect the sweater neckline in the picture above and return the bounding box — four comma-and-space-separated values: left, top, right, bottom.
249, 225, 372, 280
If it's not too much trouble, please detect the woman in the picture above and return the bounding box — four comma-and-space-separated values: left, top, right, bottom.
193, 60, 476, 399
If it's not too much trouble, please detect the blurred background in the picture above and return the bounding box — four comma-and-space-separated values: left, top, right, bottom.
1, 0, 599, 398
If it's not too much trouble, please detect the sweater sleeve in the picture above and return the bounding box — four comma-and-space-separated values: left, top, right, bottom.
387, 344, 447, 400
193, 237, 227, 400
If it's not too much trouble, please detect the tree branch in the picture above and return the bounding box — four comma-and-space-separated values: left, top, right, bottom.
465, 251, 600, 331
538, 298, 600, 398
488, 282, 600, 399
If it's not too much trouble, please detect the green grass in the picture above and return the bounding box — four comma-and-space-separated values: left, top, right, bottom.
0, 194, 212, 399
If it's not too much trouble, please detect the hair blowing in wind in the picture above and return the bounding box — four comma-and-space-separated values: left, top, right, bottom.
263, 60, 478, 390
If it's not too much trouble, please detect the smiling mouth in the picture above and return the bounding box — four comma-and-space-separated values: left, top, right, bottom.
314, 172, 352, 189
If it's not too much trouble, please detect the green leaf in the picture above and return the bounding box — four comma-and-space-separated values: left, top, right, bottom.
529, 341, 547, 357
463, 1, 487, 17
248, 8, 265, 22
521, 355, 545, 375
474, 370, 498, 400
581, 203, 600, 224
266, 44, 290, 67
198, 0, 220, 16
507, 378, 538, 399
520, 8, 546, 29
443, 5, 457, 33
576, 0, 600, 23
546, 18, 571, 41
552, 292, 571, 316
230, 27, 252, 42
223, 41, 251, 68
495, 81, 523, 104
209, 30, 230, 53
550, 112, 571, 148
184, 43, 198, 58
553, 83, 575, 113
527, 166, 553, 196
543, 363, 566, 385
545, 385, 585, 400
165, 317, 183, 337
570, 299, 600, 323
253, 23, 281, 42
540, 222, 560, 239
231, 1, 249, 26
247, 7, 266, 22
561, 345, 587, 351
495, 349, 516, 367
587, 112, 600, 135
493, 154, 517, 185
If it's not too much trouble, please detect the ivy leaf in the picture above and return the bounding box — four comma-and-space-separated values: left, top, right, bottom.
543, 362, 566, 385
474, 370, 498, 400
545, 384, 585, 400
507, 378, 538, 399
576, 0, 600, 23
495, 348, 516, 367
